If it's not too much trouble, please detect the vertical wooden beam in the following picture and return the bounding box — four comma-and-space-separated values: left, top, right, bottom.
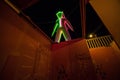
80, 0, 86, 38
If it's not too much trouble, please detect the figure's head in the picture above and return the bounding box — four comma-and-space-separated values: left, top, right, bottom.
56, 11, 64, 19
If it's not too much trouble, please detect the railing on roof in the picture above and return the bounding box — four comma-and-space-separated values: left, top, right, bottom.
86, 35, 113, 48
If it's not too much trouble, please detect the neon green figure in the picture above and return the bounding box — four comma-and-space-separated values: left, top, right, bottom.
51, 11, 74, 43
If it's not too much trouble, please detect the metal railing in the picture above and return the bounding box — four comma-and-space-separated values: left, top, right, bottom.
86, 35, 113, 48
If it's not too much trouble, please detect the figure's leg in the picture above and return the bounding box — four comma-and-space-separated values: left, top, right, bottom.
62, 28, 71, 41
55, 27, 71, 43
55, 28, 63, 43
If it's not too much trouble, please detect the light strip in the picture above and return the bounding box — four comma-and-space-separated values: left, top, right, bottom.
4, 0, 20, 13
51, 11, 74, 43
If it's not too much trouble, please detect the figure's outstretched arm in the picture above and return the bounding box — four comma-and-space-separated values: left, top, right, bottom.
51, 21, 59, 37
64, 19, 74, 31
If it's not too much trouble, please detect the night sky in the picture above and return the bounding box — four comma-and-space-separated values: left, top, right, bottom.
23, 0, 110, 41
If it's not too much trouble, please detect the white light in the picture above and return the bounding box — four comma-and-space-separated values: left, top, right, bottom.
89, 34, 93, 38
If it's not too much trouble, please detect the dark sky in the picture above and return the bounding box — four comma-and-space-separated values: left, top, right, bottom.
23, 0, 110, 41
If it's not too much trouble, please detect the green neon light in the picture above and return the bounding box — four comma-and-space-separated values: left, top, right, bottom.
51, 22, 59, 37
56, 11, 63, 19
51, 11, 74, 43
51, 11, 63, 37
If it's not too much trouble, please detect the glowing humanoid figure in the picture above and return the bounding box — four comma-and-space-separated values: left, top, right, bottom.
51, 11, 74, 43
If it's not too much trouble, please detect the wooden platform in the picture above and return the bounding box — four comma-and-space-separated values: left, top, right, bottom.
51, 39, 97, 80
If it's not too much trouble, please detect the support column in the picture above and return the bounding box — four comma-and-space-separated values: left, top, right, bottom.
80, 0, 86, 38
